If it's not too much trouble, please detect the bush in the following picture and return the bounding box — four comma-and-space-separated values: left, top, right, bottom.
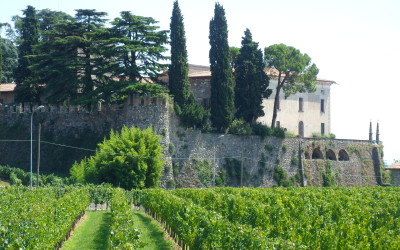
312, 133, 336, 139
176, 95, 210, 130
70, 126, 165, 189
252, 123, 270, 138
227, 119, 253, 135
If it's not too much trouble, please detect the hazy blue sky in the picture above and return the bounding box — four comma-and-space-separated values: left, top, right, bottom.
1, 0, 399, 163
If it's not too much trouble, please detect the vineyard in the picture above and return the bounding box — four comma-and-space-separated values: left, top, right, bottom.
1, 186, 400, 249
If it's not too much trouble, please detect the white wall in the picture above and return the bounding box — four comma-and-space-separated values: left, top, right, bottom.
258, 79, 332, 137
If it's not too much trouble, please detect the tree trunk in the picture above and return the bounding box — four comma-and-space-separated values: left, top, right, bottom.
271, 84, 282, 128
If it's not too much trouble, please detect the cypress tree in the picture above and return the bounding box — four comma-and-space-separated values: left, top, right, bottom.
169, 0, 190, 108
235, 29, 271, 124
209, 3, 234, 131
0, 47, 2, 82
14, 5, 40, 102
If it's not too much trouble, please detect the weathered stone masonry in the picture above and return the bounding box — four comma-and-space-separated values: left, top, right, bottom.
0, 97, 383, 187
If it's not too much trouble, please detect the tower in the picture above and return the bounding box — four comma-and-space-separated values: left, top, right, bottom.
369, 121, 373, 142
376, 122, 380, 143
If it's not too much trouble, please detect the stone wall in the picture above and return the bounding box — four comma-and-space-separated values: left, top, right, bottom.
0, 100, 383, 187
0, 97, 170, 174
168, 116, 383, 187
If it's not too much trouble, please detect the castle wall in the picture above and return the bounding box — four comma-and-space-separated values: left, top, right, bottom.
0, 98, 382, 187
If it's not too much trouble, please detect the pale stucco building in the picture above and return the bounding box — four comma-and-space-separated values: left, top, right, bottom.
258, 77, 335, 137
187, 64, 336, 137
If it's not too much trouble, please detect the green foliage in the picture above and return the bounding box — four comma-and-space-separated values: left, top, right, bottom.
229, 47, 240, 68
273, 166, 293, 187
291, 157, 299, 166
14, 5, 41, 103
0, 165, 70, 186
118, 82, 168, 97
209, 3, 234, 131
265, 144, 274, 152
110, 11, 168, 81
168, 143, 175, 154
234, 29, 271, 124
169, 1, 190, 107
14, 8, 168, 105
281, 144, 288, 153
312, 133, 336, 139
227, 119, 252, 135
109, 188, 144, 249
264, 43, 319, 128
273, 127, 286, 138
259, 153, 267, 169
192, 159, 212, 187
0, 186, 89, 249
251, 122, 270, 138
224, 158, 241, 185
70, 126, 164, 189
176, 95, 210, 130
322, 160, 336, 187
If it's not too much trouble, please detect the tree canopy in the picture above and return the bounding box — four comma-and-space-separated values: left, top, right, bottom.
11, 7, 169, 106
14, 5, 40, 102
70, 126, 164, 189
0, 38, 18, 83
234, 29, 271, 124
169, 0, 190, 108
209, 3, 234, 132
264, 43, 319, 128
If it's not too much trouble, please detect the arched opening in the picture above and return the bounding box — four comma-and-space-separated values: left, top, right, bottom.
305, 151, 311, 159
326, 149, 337, 161
312, 148, 324, 159
339, 149, 350, 161
298, 121, 304, 138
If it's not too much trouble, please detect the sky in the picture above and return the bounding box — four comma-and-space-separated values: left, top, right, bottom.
1, 0, 399, 164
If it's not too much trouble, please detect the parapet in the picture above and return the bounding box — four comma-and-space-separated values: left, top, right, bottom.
0, 94, 168, 114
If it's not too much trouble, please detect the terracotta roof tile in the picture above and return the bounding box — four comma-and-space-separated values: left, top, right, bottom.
0, 83, 16, 92
386, 162, 400, 170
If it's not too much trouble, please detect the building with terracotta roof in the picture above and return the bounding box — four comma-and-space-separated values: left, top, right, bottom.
187, 64, 335, 137
0, 83, 16, 105
385, 162, 400, 186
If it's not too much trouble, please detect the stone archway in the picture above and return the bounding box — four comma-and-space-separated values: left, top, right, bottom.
339, 149, 350, 161
312, 148, 324, 159
326, 149, 337, 161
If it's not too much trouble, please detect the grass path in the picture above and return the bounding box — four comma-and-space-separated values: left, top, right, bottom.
132, 209, 177, 249
62, 209, 177, 250
62, 211, 111, 250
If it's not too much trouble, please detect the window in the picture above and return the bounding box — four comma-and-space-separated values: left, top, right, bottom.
321, 99, 325, 113
276, 121, 280, 128
299, 98, 304, 112
321, 123, 325, 135
298, 121, 304, 138
277, 99, 280, 110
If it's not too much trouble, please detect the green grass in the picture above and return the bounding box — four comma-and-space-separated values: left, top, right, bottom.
62, 211, 111, 250
62, 209, 175, 250
132, 209, 175, 250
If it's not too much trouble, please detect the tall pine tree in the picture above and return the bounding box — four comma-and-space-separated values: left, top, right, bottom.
235, 29, 271, 124
14, 5, 40, 102
169, 0, 190, 108
209, 3, 234, 131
